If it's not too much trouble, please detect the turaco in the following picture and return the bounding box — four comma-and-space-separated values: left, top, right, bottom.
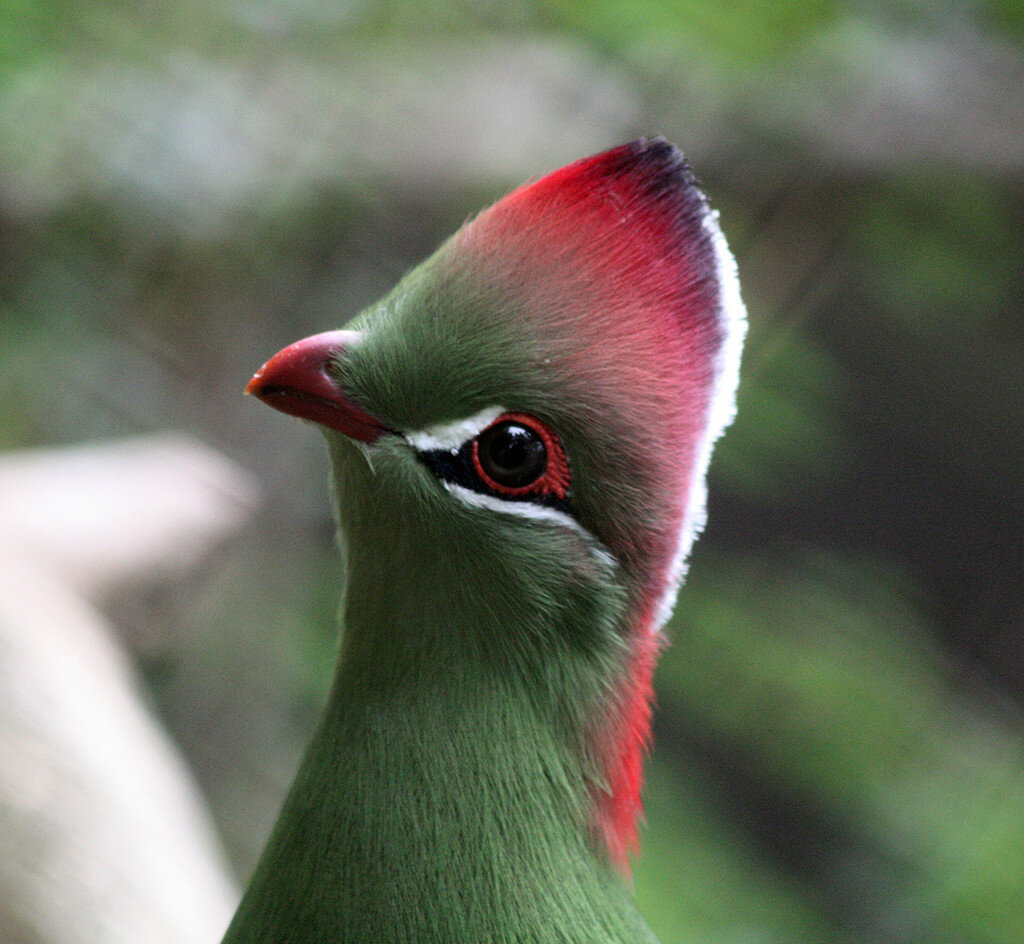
228, 138, 746, 943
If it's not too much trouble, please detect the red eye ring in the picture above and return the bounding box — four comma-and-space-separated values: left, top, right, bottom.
471, 413, 571, 499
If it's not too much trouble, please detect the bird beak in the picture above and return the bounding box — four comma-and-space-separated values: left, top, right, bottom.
245, 330, 387, 443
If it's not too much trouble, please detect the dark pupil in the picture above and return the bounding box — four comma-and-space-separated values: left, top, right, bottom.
478, 422, 547, 488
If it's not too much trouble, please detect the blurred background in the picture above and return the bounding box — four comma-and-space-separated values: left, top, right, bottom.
2, 1, 1023, 942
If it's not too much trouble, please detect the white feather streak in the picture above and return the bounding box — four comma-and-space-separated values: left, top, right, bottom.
652, 207, 748, 632
443, 483, 617, 571
403, 406, 507, 452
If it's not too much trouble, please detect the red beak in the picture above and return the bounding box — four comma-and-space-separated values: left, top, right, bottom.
245, 330, 387, 443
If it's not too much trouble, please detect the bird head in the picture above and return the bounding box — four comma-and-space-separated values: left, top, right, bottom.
247, 139, 746, 868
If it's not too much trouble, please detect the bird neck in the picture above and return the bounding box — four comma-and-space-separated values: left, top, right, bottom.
221, 636, 656, 944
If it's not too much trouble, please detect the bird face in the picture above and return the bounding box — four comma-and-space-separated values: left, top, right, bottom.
315, 316, 635, 674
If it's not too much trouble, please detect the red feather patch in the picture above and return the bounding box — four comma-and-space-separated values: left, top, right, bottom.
454, 139, 746, 868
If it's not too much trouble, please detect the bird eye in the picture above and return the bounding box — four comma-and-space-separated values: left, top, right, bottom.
475, 421, 547, 490
471, 413, 570, 500
414, 411, 571, 507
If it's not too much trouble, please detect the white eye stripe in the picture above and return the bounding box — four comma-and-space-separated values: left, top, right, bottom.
407, 409, 607, 561
442, 483, 617, 571
403, 405, 507, 452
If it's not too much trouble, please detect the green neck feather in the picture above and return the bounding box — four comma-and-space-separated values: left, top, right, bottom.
221, 438, 659, 943
222, 665, 657, 942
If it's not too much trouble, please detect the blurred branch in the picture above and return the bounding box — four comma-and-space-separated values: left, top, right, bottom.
0, 435, 258, 944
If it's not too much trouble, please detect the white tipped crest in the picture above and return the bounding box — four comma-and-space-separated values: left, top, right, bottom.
653, 208, 748, 632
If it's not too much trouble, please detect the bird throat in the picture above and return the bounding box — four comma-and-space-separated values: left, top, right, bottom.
220, 656, 656, 944
220, 440, 658, 942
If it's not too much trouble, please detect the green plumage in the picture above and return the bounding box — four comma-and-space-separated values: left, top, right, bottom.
226, 140, 745, 943
223, 419, 655, 943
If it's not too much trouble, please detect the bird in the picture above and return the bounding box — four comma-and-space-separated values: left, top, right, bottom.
226, 138, 746, 944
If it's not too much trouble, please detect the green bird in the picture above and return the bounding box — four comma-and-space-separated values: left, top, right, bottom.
227, 139, 746, 943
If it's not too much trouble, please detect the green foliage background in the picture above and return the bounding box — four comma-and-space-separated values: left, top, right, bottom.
2, 1, 1023, 941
